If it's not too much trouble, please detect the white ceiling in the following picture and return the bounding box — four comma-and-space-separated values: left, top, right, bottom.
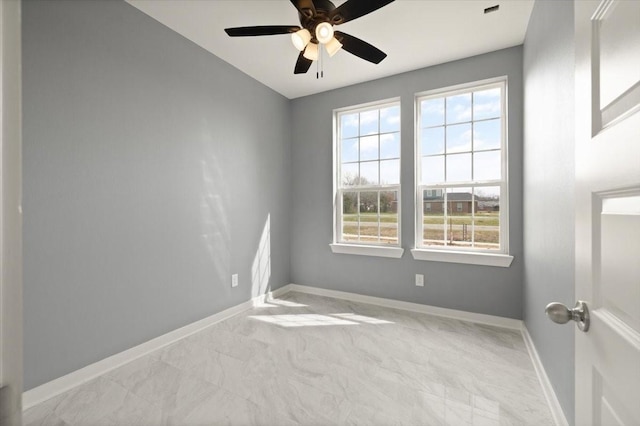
126, 0, 534, 99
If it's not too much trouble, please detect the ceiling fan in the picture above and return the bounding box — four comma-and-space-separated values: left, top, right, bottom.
224, 0, 395, 75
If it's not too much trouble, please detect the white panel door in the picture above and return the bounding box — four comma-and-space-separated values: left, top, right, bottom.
575, 0, 640, 425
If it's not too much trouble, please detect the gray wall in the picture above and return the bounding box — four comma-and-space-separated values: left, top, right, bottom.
523, 1, 575, 424
22, 0, 291, 390
290, 47, 524, 319
1, 0, 23, 424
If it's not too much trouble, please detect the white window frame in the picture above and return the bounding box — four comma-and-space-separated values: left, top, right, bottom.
412, 77, 513, 267
331, 98, 404, 259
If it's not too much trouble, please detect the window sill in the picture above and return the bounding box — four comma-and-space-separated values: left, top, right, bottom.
410, 249, 514, 267
330, 243, 404, 259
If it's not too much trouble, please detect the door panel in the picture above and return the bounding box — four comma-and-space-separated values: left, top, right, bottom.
594, 370, 635, 426
598, 193, 640, 333
592, 0, 640, 129
575, 0, 640, 425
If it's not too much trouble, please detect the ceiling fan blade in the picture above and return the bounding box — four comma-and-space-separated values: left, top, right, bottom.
290, 0, 316, 18
330, 0, 395, 25
224, 26, 300, 37
334, 31, 387, 64
294, 52, 313, 74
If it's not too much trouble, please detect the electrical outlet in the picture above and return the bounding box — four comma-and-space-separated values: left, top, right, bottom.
415, 274, 424, 287
231, 274, 238, 288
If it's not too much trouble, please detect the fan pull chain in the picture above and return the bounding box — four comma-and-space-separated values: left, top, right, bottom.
316, 44, 324, 79
321, 44, 324, 78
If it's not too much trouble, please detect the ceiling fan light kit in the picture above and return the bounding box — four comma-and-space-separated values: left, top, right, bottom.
315, 22, 334, 44
303, 42, 319, 61
291, 28, 311, 50
325, 37, 343, 57
224, 0, 395, 75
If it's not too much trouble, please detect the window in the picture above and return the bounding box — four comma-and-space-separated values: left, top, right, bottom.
415, 79, 509, 259
333, 99, 401, 255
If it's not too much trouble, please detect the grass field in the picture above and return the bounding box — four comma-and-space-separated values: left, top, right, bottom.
342, 225, 398, 238
423, 228, 499, 244
343, 213, 397, 223
423, 213, 499, 227
342, 212, 499, 247
343, 212, 499, 226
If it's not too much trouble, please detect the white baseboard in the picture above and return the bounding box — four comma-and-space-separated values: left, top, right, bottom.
521, 326, 569, 426
22, 286, 289, 410
281, 283, 523, 330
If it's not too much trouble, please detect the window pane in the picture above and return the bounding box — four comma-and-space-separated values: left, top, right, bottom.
473, 119, 501, 151
341, 138, 358, 163
423, 188, 444, 201
380, 132, 400, 159
446, 123, 472, 153
446, 93, 472, 124
474, 186, 500, 250
421, 98, 444, 127
421, 127, 444, 156
360, 110, 378, 136
422, 155, 445, 184
380, 159, 400, 185
342, 224, 358, 242
360, 161, 379, 185
359, 191, 379, 243
342, 192, 358, 215
446, 188, 473, 248
380, 191, 398, 245
474, 150, 501, 181
473, 88, 501, 120
341, 192, 358, 242
446, 153, 471, 182
359, 135, 378, 161
380, 191, 398, 213
359, 225, 379, 243
380, 105, 400, 133
423, 220, 445, 246
341, 163, 359, 186
341, 113, 359, 139
423, 188, 445, 246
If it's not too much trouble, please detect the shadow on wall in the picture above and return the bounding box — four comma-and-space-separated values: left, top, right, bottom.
200, 135, 231, 286
252, 214, 271, 297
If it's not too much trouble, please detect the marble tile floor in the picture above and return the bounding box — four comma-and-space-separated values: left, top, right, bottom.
24, 291, 555, 425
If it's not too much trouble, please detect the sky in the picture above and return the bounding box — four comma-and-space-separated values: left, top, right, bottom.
339, 87, 502, 190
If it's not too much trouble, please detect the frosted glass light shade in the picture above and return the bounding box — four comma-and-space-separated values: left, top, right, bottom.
291, 29, 311, 51
315, 22, 334, 44
303, 42, 319, 60
325, 37, 343, 57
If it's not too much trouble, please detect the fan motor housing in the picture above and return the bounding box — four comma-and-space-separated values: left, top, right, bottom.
299, 0, 342, 34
